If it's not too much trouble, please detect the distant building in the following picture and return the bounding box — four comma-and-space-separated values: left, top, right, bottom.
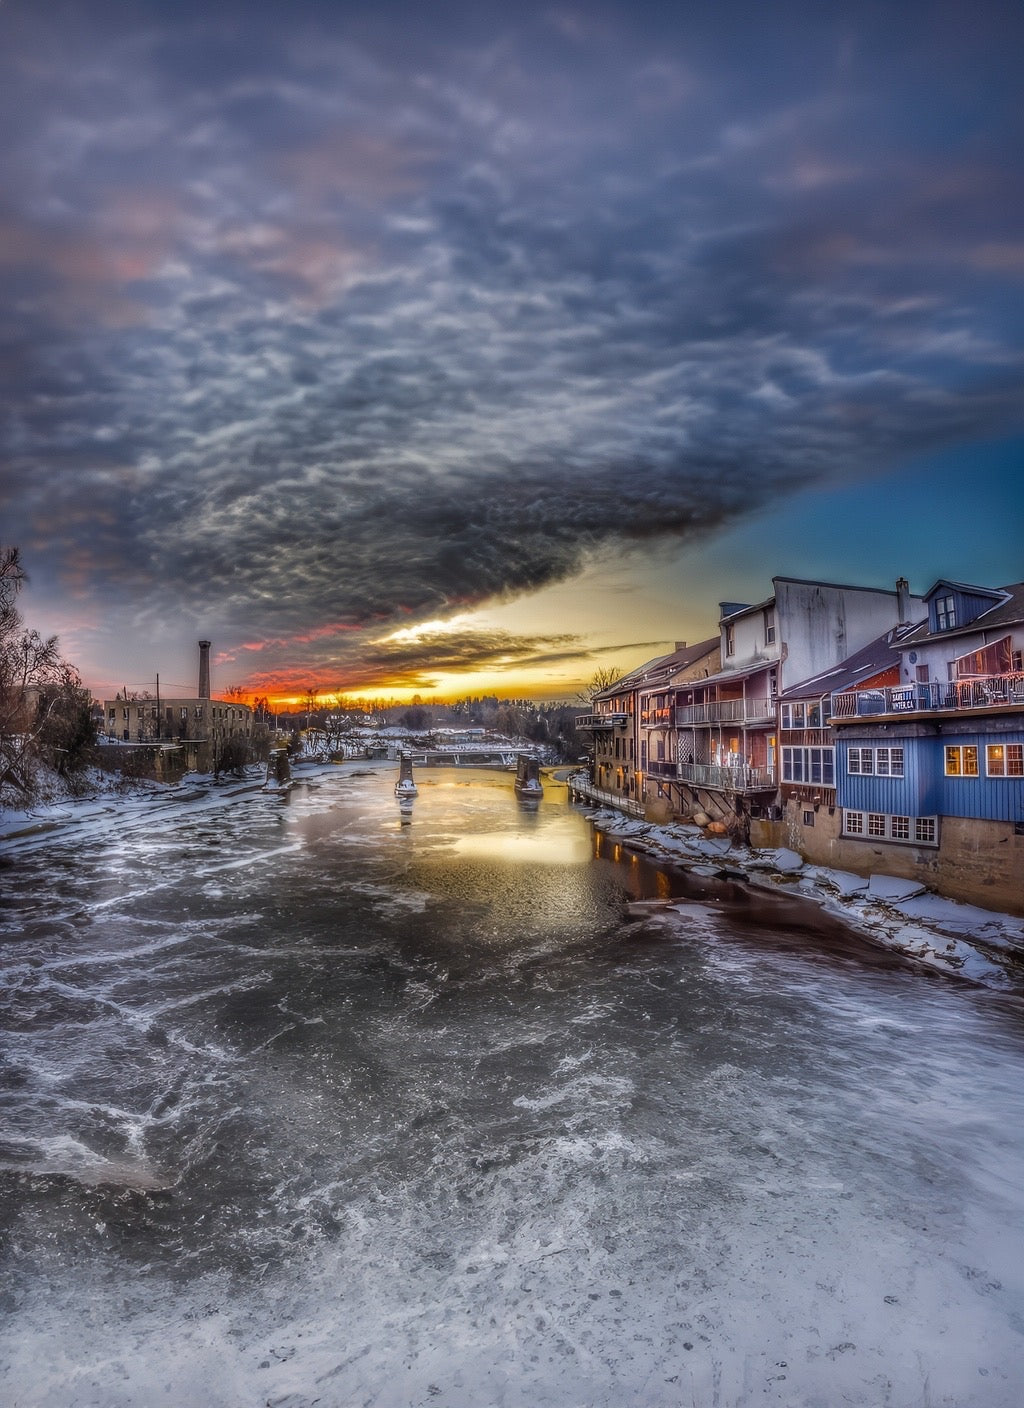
103, 640, 252, 769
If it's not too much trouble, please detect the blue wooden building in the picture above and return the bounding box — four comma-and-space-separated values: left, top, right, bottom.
829, 579, 1024, 914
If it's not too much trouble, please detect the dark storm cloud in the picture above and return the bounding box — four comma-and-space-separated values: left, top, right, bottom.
1, 1, 1022, 667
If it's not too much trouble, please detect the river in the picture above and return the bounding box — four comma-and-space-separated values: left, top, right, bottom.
1, 763, 1022, 1406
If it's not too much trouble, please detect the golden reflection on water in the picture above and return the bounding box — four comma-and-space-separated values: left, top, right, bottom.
452, 817, 594, 866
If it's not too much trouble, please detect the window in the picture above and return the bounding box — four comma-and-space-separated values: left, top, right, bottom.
844, 811, 938, 845
807, 700, 823, 728
875, 747, 904, 777
945, 745, 979, 777
987, 743, 1024, 776
802, 809, 814, 827
781, 746, 835, 786
848, 746, 872, 775
935, 594, 957, 631
764, 608, 776, 646
725, 624, 735, 657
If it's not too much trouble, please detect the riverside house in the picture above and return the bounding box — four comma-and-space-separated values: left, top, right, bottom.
673, 577, 923, 834
828, 580, 1024, 914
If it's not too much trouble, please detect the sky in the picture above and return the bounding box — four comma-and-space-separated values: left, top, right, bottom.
1, 0, 1022, 705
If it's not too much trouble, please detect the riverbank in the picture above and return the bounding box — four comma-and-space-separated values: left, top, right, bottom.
575, 803, 1024, 992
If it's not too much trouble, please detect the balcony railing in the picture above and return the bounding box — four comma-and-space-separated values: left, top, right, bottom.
677, 761, 776, 792
831, 673, 1024, 720
575, 712, 628, 729
566, 773, 645, 818
644, 759, 678, 777
675, 698, 777, 726
640, 707, 673, 727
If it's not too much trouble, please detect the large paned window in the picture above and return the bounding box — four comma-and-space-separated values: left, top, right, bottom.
843, 810, 938, 846
986, 743, 1024, 777
847, 746, 904, 777
781, 746, 835, 785
780, 700, 824, 730
944, 745, 979, 777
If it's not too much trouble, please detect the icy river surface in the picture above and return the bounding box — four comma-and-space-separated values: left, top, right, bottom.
1, 764, 1023, 1407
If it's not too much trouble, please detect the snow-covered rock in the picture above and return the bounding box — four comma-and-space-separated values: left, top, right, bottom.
868, 874, 928, 902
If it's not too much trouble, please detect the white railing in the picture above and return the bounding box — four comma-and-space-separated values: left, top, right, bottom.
676, 698, 776, 725
832, 673, 1024, 719
677, 762, 776, 792
566, 773, 645, 818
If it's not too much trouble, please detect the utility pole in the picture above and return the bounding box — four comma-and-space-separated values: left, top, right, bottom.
156, 673, 161, 741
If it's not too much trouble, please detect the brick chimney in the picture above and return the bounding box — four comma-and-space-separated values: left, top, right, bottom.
198, 640, 211, 699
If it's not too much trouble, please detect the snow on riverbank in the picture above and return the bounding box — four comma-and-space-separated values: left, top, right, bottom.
581, 807, 1024, 990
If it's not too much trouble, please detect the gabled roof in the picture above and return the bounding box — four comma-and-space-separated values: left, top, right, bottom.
779, 623, 921, 701
900, 582, 1024, 645
594, 637, 719, 700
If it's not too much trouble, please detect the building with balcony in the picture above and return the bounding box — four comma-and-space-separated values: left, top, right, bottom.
673, 577, 922, 831
575, 638, 719, 818
827, 580, 1024, 914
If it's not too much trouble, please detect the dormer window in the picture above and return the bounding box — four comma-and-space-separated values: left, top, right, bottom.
935, 594, 956, 631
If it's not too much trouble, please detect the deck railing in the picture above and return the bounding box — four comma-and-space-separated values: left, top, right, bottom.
575, 712, 628, 729
676, 761, 776, 792
675, 698, 776, 726
831, 673, 1024, 719
566, 773, 646, 818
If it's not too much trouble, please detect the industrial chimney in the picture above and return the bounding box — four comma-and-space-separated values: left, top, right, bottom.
895, 578, 911, 627
198, 640, 212, 699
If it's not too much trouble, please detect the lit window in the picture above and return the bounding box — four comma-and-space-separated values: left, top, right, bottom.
987, 743, 1024, 777
945, 745, 978, 777
890, 815, 910, 840
868, 813, 886, 837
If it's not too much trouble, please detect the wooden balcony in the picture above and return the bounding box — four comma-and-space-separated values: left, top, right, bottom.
831, 673, 1024, 721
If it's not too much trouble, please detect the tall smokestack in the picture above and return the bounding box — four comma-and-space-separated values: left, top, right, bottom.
198, 640, 211, 699
895, 578, 911, 626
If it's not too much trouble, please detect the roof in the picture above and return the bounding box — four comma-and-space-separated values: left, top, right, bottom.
900, 582, 1024, 646
779, 623, 921, 701
593, 637, 719, 700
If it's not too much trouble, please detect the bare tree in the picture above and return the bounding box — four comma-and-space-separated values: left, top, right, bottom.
575, 665, 624, 706
1, 547, 94, 797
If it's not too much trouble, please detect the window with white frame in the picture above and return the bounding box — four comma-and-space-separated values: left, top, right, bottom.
875, 746, 904, 777
848, 745, 905, 777
843, 810, 938, 845
986, 743, 1024, 777
782, 746, 835, 785
764, 608, 776, 645
945, 745, 979, 777
725, 624, 735, 657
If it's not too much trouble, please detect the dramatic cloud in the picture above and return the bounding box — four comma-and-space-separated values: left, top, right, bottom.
1, 0, 1022, 690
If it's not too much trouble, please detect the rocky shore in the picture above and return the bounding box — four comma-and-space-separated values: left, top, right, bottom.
578, 805, 1024, 992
